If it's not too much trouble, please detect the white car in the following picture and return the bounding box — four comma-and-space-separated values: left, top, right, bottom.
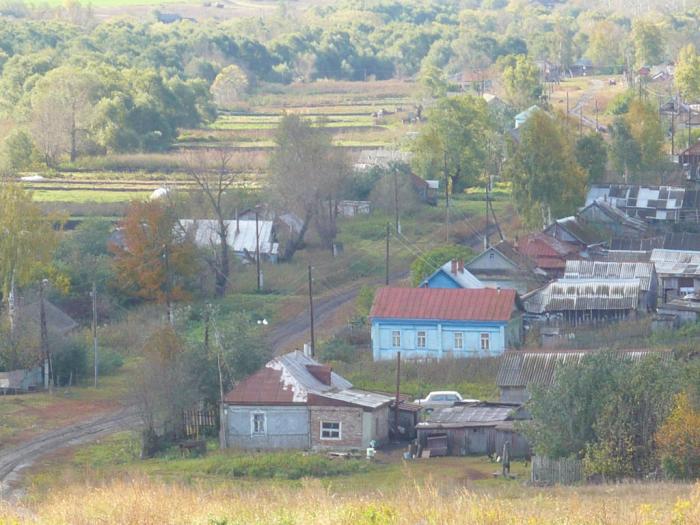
415, 391, 468, 409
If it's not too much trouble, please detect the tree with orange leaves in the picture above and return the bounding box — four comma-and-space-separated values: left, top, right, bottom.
656, 392, 700, 479
111, 200, 197, 324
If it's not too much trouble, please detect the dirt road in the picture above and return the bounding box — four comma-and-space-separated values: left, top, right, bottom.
0, 407, 140, 501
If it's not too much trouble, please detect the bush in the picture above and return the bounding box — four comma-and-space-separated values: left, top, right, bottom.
89, 347, 124, 376
656, 393, 700, 480
410, 245, 476, 285
53, 339, 88, 386
319, 338, 356, 364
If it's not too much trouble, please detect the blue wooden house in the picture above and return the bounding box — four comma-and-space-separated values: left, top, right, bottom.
369, 288, 522, 361
420, 259, 484, 289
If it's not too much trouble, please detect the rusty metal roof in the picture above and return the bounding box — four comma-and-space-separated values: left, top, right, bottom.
564, 260, 655, 291
370, 287, 517, 322
497, 349, 673, 388
523, 278, 641, 314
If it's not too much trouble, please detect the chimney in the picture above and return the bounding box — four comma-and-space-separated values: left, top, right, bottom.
306, 364, 332, 386
303, 343, 311, 357
235, 208, 240, 234
458, 259, 464, 273
451, 259, 457, 275
497, 286, 502, 294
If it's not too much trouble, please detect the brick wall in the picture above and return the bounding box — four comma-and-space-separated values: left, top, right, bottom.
309, 406, 364, 449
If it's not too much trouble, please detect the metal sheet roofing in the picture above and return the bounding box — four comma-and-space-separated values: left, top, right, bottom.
523, 278, 641, 313
651, 249, 700, 276
180, 219, 278, 255
564, 260, 655, 291
549, 216, 605, 245
420, 261, 484, 289
417, 404, 518, 429
585, 185, 693, 214
582, 199, 647, 232
369, 287, 517, 322
497, 349, 673, 387
320, 389, 393, 409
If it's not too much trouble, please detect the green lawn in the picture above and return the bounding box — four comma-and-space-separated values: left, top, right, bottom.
31, 189, 151, 203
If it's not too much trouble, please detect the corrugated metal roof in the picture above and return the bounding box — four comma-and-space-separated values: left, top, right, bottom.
420, 261, 484, 289
224, 351, 352, 405
523, 278, 641, 313
549, 216, 605, 245
497, 349, 673, 387
369, 287, 517, 322
585, 185, 691, 212
417, 404, 518, 429
592, 249, 652, 263
651, 249, 700, 276
582, 199, 647, 232
180, 219, 278, 255
564, 260, 654, 291
321, 389, 393, 409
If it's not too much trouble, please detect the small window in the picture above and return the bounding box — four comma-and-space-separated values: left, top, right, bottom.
321, 421, 341, 440
454, 332, 463, 350
480, 333, 490, 351
417, 330, 427, 348
251, 413, 266, 436
392, 330, 401, 348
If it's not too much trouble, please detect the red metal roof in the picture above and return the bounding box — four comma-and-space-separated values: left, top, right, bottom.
224, 366, 295, 404
369, 287, 516, 322
517, 234, 580, 271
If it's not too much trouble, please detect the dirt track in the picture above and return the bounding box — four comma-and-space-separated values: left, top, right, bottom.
0, 408, 140, 501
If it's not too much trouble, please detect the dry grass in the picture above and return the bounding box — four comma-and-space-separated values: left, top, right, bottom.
0, 478, 698, 524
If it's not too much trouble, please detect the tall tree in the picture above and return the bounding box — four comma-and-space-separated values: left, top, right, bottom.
499, 54, 542, 110
412, 95, 492, 194
586, 20, 625, 69
675, 45, 700, 102
29, 66, 100, 165
504, 111, 587, 228
631, 19, 665, 69
111, 200, 196, 324
575, 134, 608, 184
268, 114, 348, 259
185, 150, 238, 298
625, 99, 664, 168
0, 181, 58, 335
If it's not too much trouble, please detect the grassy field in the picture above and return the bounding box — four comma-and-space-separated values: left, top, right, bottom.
4, 474, 698, 524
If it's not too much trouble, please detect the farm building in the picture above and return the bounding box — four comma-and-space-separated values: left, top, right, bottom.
578, 199, 647, 239
523, 278, 644, 325
420, 259, 483, 289
542, 216, 606, 249
585, 185, 700, 223
465, 241, 545, 294
416, 402, 530, 458
516, 233, 581, 278
180, 219, 279, 262
497, 348, 673, 404
222, 351, 392, 451
514, 105, 540, 128
650, 249, 700, 301
563, 260, 657, 311
657, 294, 700, 324
369, 287, 522, 361
0, 367, 42, 393
410, 174, 440, 205
17, 299, 78, 337
354, 149, 412, 171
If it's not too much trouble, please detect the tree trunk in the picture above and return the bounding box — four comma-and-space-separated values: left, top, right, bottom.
214, 220, 229, 298
283, 209, 312, 261
7, 271, 16, 338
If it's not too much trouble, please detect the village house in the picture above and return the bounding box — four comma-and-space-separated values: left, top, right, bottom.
516, 233, 582, 278
585, 184, 700, 223
523, 278, 644, 325
420, 259, 483, 289
578, 199, 648, 239
650, 249, 700, 302
465, 241, 546, 294
222, 351, 392, 450
416, 402, 530, 458
514, 105, 540, 128
180, 218, 279, 262
563, 260, 657, 311
496, 348, 673, 404
542, 216, 606, 251
369, 287, 522, 361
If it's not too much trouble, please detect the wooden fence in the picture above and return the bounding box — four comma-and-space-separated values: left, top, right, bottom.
183, 407, 219, 438
531, 455, 583, 485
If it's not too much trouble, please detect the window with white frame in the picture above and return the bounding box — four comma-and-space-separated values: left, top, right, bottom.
454, 332, 464, 350
251, 413, 266, 435
480, 333, 490, 351
392, 330, 401, 347
416, 330, 427, 348
320, 421, 341, 440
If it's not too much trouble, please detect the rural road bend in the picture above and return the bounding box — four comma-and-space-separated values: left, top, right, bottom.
0, 407, 140, 500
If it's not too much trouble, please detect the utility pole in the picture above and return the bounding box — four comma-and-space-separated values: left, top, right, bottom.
92, 282, 98, 388
385, 223, 390, 286
163, 243, 173, 325
308, 265, 315, 357
595, 98, 599, 132
579, 108, 583, 137
39, 279, 51, 390
688, 104, 692, 150
394, 351, 401, 433
444, 150, 449, 243
566, 90, 570, 133
485, 177, 489, 248
255, 210, 261, 292
393, 166, 400, 234
671, 108, 675, 156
